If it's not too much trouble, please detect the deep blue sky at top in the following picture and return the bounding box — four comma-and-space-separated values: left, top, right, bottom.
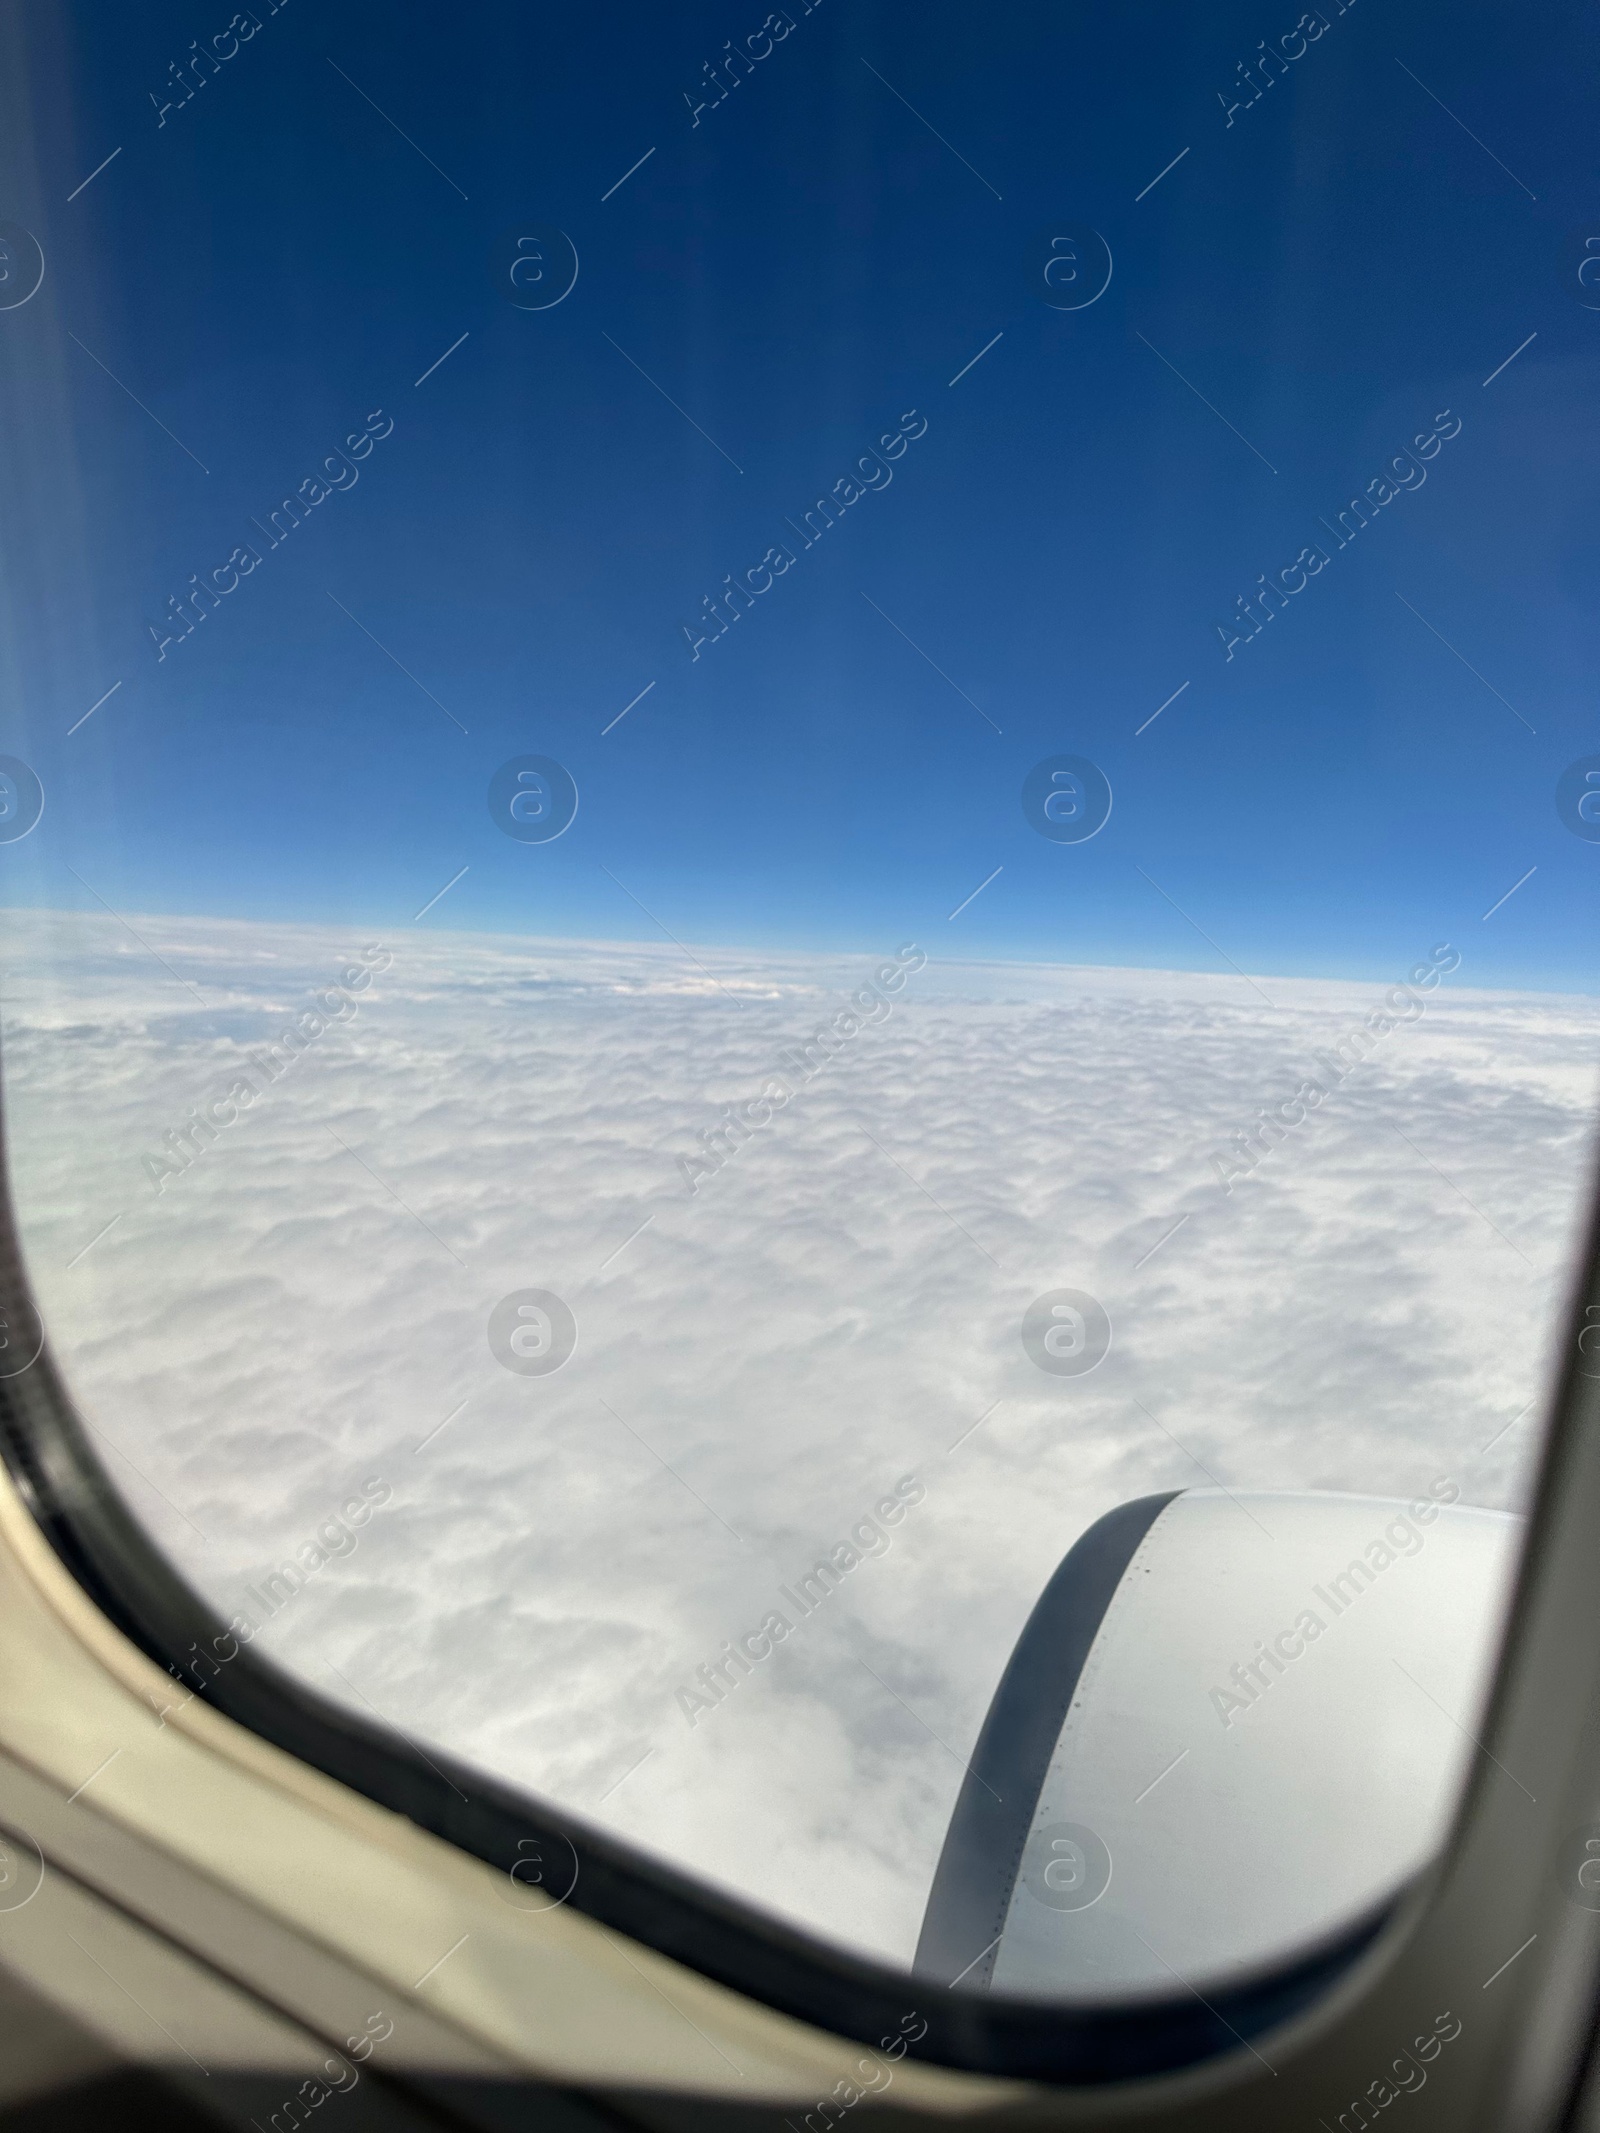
0, 0, 1596, 989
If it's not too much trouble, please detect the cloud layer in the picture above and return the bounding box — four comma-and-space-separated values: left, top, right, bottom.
2, 907, 1595, 1971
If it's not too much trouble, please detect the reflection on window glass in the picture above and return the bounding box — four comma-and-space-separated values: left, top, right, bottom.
0, 0, 1594, 1994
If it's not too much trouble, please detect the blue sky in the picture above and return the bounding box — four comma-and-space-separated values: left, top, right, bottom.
0, 0, 1595, 988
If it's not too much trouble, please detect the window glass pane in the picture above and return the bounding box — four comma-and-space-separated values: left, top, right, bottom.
0, 0, 1593, 2000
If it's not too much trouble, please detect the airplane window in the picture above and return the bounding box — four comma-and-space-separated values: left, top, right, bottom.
0, 0, 1594, 2037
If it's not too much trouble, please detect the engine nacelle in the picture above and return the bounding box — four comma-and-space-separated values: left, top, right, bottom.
916, 1487, 1521, 1996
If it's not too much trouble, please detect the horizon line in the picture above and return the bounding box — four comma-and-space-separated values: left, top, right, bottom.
0, 903, 1593, 1005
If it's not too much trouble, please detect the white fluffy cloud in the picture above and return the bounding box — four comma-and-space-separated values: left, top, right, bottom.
1, 908, 1595, 1970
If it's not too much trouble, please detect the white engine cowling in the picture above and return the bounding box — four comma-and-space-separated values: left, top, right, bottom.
915, 1487, 1522, 1998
